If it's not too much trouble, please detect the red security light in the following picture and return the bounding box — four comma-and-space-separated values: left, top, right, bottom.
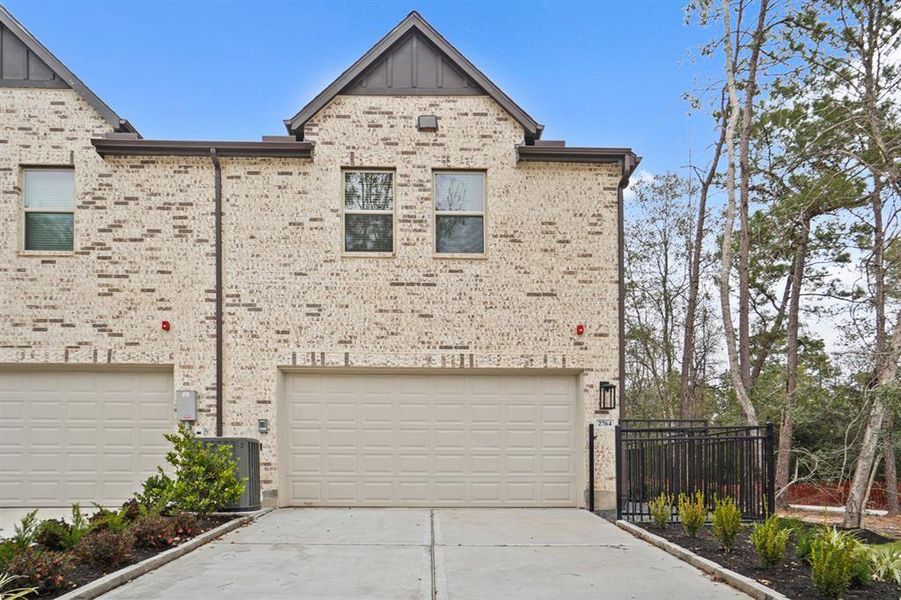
576, 324, 585, 335
161, 320, 171, 332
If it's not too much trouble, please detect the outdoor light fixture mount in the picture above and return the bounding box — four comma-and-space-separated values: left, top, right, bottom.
598, 381, 617, 411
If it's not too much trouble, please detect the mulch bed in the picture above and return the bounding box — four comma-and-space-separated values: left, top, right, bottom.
639, 523, 899, 600
40, 515, 233, 599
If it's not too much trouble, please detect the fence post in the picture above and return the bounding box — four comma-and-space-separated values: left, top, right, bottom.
588, 422, 595, 512
765, 422, 776, 516
614, 424, 622, 520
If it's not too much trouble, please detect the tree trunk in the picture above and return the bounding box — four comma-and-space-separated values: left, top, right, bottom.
775, 216, 811, 506
679, 113, 726, 420
843, 311, 901, 528
737, 0, 770, 391
883, 413, 898, 516
719, 0, 757, 425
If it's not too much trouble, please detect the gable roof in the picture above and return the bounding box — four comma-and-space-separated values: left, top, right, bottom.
284, 11, 542, 142
0, 5, 138, 135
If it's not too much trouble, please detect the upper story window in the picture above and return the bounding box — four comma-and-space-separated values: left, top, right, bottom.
343, 170, 394, 254
434, 171, 485, 255
23, 168, 75, 252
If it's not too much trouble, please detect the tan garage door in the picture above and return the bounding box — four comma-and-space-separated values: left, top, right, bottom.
281, 372, 581, 507
0, 368, 173, 507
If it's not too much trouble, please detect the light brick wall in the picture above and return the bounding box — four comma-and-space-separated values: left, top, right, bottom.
0, 89, 621, 507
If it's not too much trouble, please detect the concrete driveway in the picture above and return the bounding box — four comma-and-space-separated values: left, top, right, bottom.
101, 508, 746, 599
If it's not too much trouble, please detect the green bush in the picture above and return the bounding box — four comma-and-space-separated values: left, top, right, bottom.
9, 512, 39, 552
130, 515, 177, 549
793, 523, 817, 561
711, 496, 742, 550
75, 529, 134, 572
648, 493, 673, 527
809, 527, 857, 598
150, 425, 245, 515
677, 491, 706, 537
869, 544, 901, 585
88, 505, 129, 533
33, 520, 69, 552
4, 548, 72, 594
0, 542, 17, 570
750, 515, 789, 568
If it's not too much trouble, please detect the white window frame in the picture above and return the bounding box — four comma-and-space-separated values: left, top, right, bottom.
341, 168, 396, 257
433, 170, 487, 258
20, 166, 76, 255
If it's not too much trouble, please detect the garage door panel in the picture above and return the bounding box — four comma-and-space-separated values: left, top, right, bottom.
282, 372, 580, 507
0, 369, 173, 507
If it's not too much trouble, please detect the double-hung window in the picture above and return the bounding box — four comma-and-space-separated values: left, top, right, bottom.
23, 168, 75, 252
343, 170, 394, 254
434, 171, 485, 255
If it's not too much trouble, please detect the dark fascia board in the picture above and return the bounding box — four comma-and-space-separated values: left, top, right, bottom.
0, 6, 138, 135
91, 138, 314, 158
516, 145, 642, 187
284, 11, 542, 141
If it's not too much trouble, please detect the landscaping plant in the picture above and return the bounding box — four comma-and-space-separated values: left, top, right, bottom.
4, 549, 71, 595
750, 514, 789, 568
710, 496, 741, 550
75, 529, 134, 571
9, 512, 38, 552
676, 491, 706, 536
143, 424, 244, 515
131, 515, 176, 549
648, 493, 673, 527
809, 527, 858, 598
0, 573, 37, 600
868, 544, 901, 585
169, 511, 200, 538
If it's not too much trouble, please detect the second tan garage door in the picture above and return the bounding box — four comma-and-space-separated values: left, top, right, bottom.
280, 371, 581, 507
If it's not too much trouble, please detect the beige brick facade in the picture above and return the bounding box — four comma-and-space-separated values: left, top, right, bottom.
1, 86, 622, 507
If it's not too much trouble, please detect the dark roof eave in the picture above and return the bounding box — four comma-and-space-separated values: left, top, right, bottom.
91, 138, 315, 158
516, 145, 642, 187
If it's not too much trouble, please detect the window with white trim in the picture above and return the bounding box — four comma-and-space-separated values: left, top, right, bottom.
343, 170, 394, 253
23, 168, 75, 251
434, 171, 484, 254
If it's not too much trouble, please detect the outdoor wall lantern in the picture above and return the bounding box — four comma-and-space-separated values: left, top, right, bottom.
598, 381, 617, 411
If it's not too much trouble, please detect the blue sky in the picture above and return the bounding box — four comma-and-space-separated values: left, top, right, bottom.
6, 0, 720, 176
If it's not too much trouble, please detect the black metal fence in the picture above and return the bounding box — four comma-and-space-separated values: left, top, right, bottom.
614, 420, 775, 522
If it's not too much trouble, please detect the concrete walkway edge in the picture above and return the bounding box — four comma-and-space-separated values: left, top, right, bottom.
56, 508, 272, 600
615, 520, 788, 600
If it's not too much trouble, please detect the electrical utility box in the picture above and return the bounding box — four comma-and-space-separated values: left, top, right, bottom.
176, 390, 197, 422
199, 437, 261, 511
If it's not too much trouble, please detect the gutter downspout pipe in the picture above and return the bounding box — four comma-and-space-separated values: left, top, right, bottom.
618, 153, 638, 421
211, 148, 223, 437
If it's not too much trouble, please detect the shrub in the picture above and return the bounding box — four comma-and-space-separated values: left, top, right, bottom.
10, 512, 39, 552
136, 473, 175, 514
130, 515, 176, 549
0, 542, 17, 569
119, 499, 143, 523
158, 425, 245, 514
4, 548, 72, 594
869, 544, 901, 585
34, 520, 70, 552
88, 505, 129, 534
0, 572, 38, 600
809, 527, 857, 598
793, 523, 817, 561
711, 496, 742, 550
169, 511, 200, 538
75, 529, 134, 572
648, 493, 673, 527
677, 491, 706, 537
750, 515, 789, 568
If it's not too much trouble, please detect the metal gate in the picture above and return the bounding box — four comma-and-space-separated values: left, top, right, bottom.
613, 420, 775, 522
